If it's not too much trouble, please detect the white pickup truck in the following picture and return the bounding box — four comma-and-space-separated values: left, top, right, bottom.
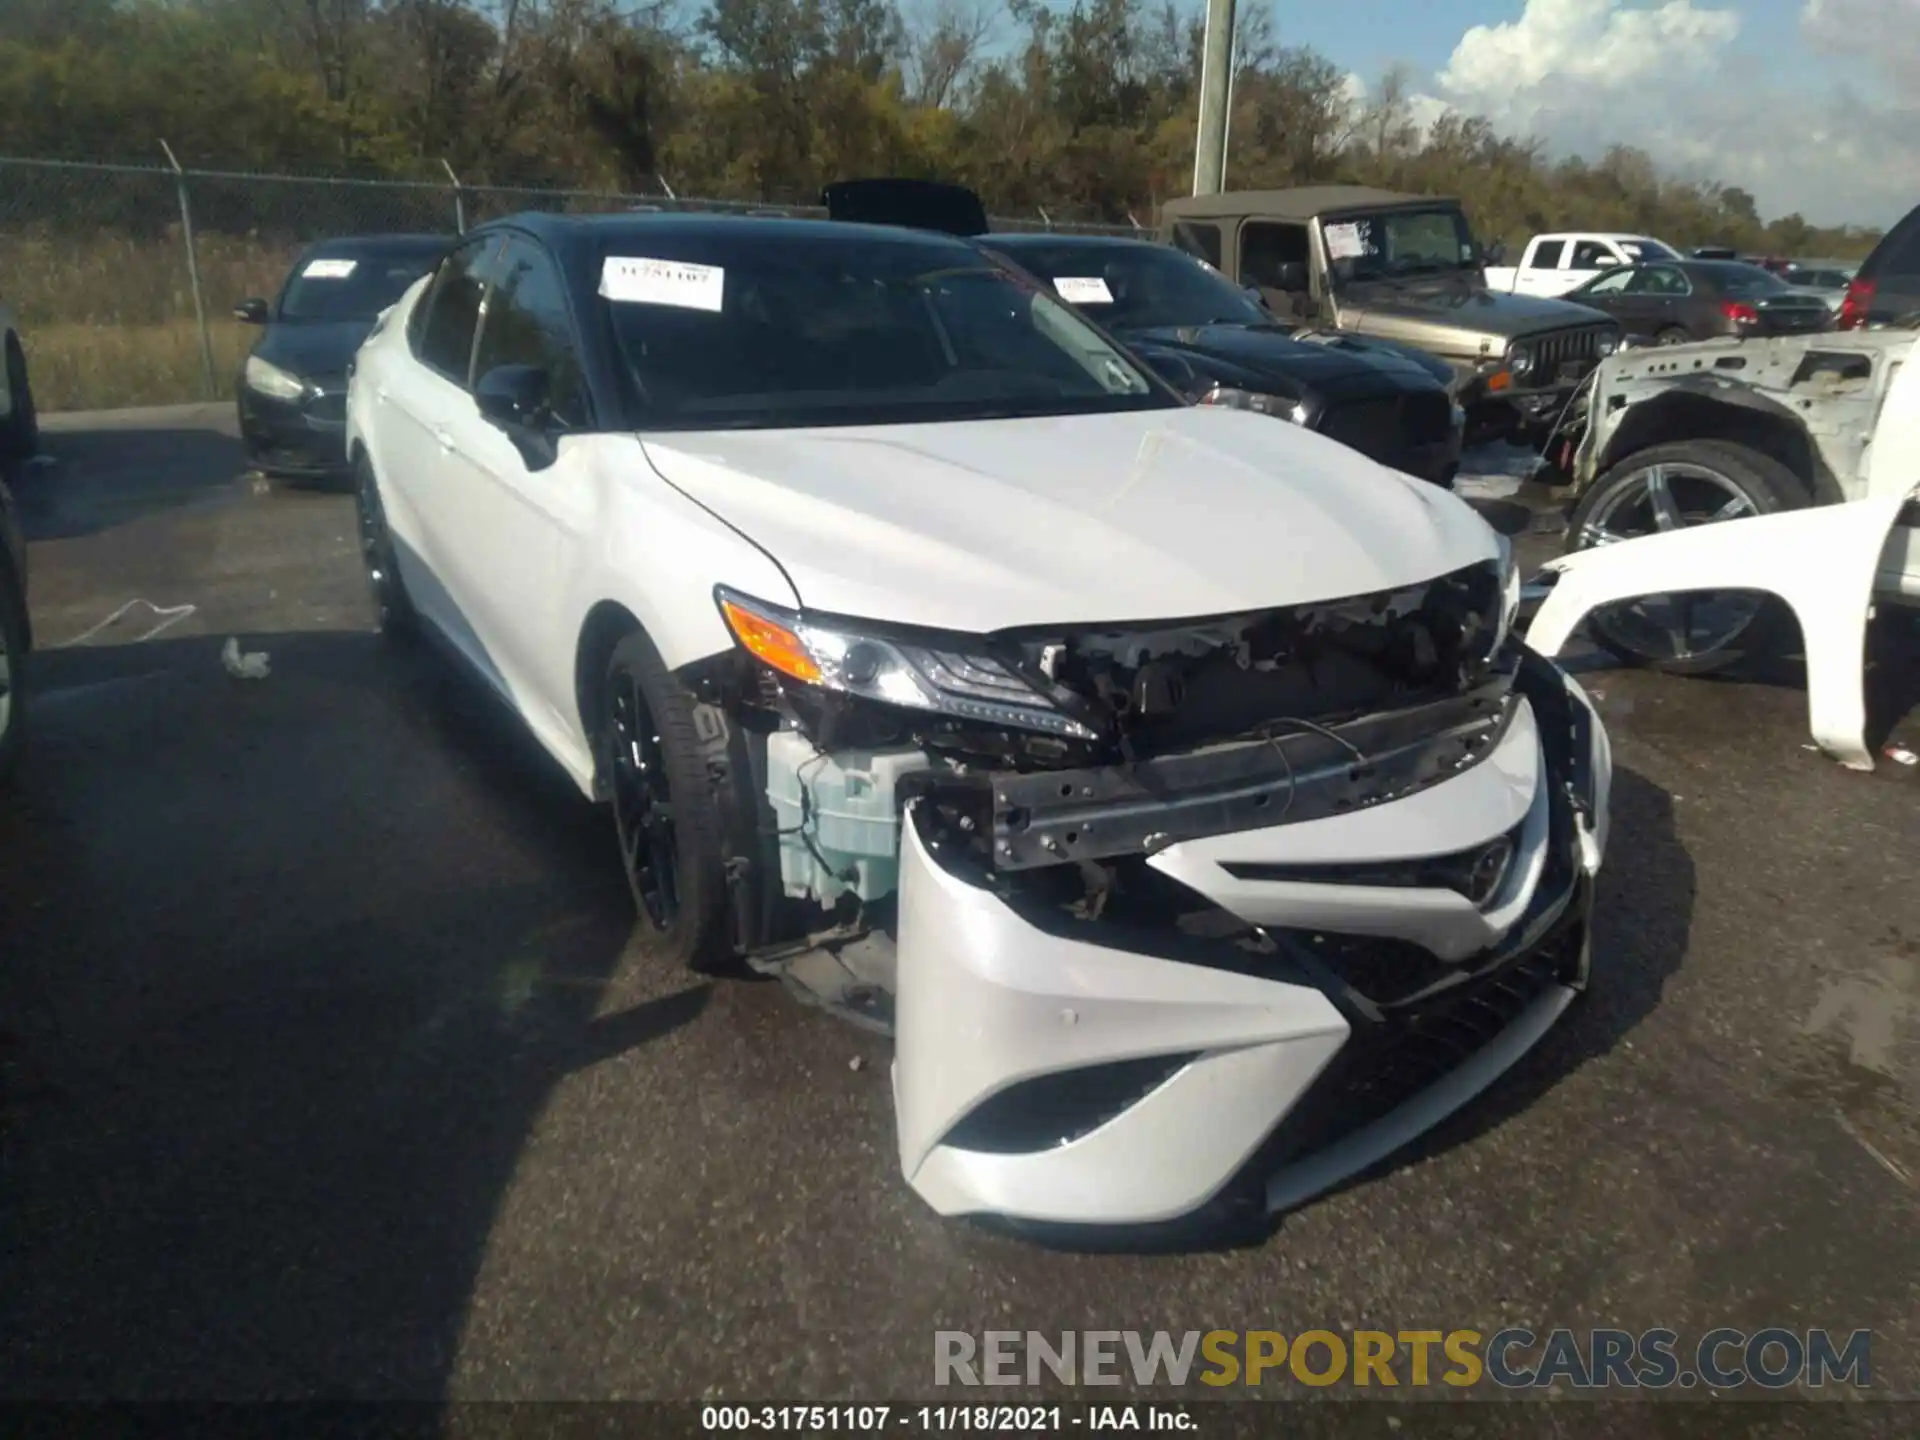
1485, 232, 1683, 298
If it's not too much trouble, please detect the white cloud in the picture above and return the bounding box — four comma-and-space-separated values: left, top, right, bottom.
1420, 0, 1920, 227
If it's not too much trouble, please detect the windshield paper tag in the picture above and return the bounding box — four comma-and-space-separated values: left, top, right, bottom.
1053, 276, 1114, 305
600, 257, 725, 312
303, 259, 358, 279
1324, 223, 1366, 261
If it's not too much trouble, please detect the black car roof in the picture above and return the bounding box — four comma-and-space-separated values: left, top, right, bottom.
479, 210, 984, 263
982, 233, 1156, 250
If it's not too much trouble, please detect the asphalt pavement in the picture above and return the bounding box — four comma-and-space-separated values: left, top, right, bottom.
0, 407, 1915, 1413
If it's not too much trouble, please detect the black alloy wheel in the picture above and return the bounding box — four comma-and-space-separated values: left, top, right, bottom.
3, 337, 37, 463
354, 456, 415, 636
608, 672, 680, 933
598, 629, 729, 971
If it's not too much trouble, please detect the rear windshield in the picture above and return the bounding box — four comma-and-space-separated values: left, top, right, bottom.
1695, 262, 1790, 296
601, 230, 1177, 430
1617, 239, 1680, 262
985, 240, 1267, 330
279, 245, 447, 322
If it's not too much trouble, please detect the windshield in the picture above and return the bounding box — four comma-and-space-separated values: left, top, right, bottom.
277, 245, 446, 323
1697, 262, 1791, 296
603, 230, 1175, 430
1324, 208, 1479, 284
986, 241, 1267, 331
1618, 239, 1680, 262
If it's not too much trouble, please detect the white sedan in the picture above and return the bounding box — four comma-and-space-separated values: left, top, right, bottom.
345, 212, 1613, 1234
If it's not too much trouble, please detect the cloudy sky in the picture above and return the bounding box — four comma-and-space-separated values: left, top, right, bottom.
1282, 0, 1920, 226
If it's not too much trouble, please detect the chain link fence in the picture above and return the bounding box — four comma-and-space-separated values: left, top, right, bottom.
0, 155, 1139, 412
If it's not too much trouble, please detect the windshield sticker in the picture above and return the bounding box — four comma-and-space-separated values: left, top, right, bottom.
1053, 276, 1114, 305
303, 258, 358, 280
1324, 223, 1367, 261
600, 257, 726, 313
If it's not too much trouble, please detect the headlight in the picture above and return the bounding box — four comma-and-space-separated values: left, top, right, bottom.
715, 588, 1098, 740
1595, 331, 1619, 357
1506, 345, 1535, 380
244, 355, 309, 402
1198, 385, 1310, 425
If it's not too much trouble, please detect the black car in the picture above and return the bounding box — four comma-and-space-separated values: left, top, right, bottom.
817, 180, 1463, 486
981, 234, 1465, 486
234, 234, 453, 483
1565, 259, 1832, 345
1839, 201, 1920, 331
0, 461, 29, 783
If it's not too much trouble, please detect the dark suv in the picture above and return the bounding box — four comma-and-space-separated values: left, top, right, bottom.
1839, 202, 1920, 331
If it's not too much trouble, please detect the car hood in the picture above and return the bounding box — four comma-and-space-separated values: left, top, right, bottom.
1123, 323, 1440, 397
639, 406, 1498, 633
251, 320, 378, 386
1342, 277, 1615, 343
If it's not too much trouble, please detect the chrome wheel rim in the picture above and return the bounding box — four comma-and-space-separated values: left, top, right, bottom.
608, 674, 678, 931
1575, 460, 1763, 662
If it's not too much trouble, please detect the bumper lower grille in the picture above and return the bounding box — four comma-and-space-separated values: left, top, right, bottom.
1261, 901, 1587, 1169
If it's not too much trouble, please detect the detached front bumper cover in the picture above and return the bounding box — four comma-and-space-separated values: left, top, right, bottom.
890, 650, 1610, 1229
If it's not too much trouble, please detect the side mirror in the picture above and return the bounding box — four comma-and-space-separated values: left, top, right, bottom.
234, 298, 270, 324
475, 364, 551, 429
1274, 261, 1308, 291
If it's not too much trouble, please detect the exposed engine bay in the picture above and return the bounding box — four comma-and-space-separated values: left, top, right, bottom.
686, 557, 1525, 1019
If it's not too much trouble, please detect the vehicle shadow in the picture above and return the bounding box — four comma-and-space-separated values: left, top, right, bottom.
0, 629, 702, 1398
10, 422, 251, 541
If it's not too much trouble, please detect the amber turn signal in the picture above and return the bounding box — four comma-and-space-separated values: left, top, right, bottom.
719, 596, 822, 684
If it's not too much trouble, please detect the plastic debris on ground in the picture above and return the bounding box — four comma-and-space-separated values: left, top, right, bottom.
58, 597, 198, 648
220, 637, 271, 680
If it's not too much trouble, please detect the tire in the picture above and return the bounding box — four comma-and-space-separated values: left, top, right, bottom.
599, 627, 730, 972
353, 453, 416, 638
0, 547, 28, 786
3, 334, 38, 465
1566, 439, 1810, 674
1654, 327, 1691, 347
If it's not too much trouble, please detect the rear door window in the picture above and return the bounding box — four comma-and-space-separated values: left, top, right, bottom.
1169, 221, 1223, 270
1529, 239, 1566, 270
413, 236, 499, 386
1239, 222, 1309, 288
472, 237, 591, 429
1881, 224, 1920, 279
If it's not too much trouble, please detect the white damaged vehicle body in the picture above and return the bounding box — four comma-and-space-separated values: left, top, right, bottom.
346, 212, 1613, 1232
1533, 327, 1920, 769
1546, 328, 1920, 674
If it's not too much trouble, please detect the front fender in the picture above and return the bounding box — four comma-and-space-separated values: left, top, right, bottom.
566, 435, 800, 675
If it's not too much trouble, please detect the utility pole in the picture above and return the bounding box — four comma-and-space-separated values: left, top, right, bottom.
1192, 0, 1236, 195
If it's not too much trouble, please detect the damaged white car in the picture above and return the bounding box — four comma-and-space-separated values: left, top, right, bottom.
1559, 328, 1920, 671
345, 212, 1612, 1232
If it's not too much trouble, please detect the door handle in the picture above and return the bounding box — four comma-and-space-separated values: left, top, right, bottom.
375, 385, 389, 405
434, 427, 455, 453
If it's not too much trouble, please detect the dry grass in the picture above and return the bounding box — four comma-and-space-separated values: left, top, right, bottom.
3, 229, 304, 411
26, 319, 258, 411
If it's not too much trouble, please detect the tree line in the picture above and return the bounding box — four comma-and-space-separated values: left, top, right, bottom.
0, 0, 1884, 257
